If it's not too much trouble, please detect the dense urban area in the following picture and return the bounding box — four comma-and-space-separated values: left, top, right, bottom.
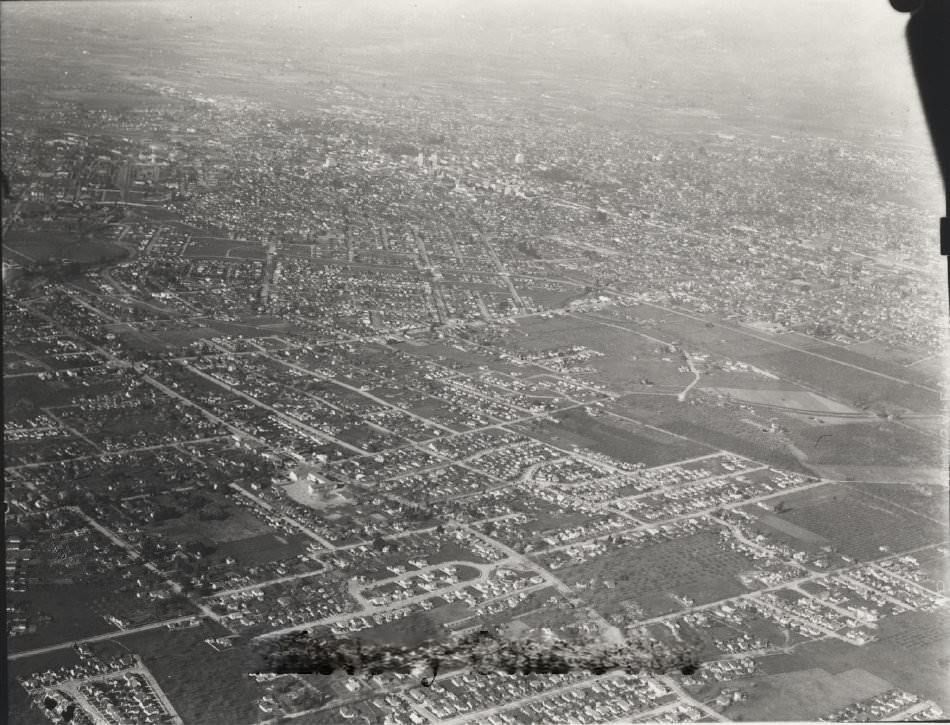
3, 3, 949, 725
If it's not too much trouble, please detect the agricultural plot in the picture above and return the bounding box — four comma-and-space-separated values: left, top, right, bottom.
793, 337, 941, 388
787, 421, 944, 468
843, 482, 949, 526
527, 407, 710, 467
769, 484, 948, 561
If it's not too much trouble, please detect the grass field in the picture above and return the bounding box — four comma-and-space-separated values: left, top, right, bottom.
639, 415, 809, 475
756, 515, 828, 545
794, 337, 941, 388
750, 348, 941, 416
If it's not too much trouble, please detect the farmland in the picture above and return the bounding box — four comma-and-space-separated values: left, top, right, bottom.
519, 407, 710, 468
767, 484, 949, 561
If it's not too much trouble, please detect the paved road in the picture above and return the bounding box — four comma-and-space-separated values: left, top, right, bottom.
884, 699, 942, 721
541, 476, 829, 556
436, 670, 627, 725
636, 540, 948, 631
181, 363, 368, 455
8, 615, 208, 660
659, 674, 727, 722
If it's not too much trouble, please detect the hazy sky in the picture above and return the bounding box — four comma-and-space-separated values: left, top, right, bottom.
0, 0, 932, 149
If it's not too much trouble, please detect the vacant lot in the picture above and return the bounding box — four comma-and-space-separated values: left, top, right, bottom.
708, 387, 858, 414
722, 667, 891, 722
553, 531, 757, 618
749, 610, 950, 713
124, 624, 267, 725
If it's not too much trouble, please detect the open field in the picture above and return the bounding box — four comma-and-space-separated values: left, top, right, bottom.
794, 336, 943, 388
721, 667, 892, 722
212, 533, 312, 569
7, 648, 86, 725
122, 623, 267, 725
518, 406, 710, 467
156, 507, 277, 544
768, 483, 949, 560
601, 305, 942, 415
353, 610, 447, 648
511, 313, 692, 390
755, 514, 828, 545
707, 387, 859, 414
7, 581, 119, 653
748, 610, 950, 712
842, 481, 950, 524
809, 464, 948, 487
786, 421, 944, 468
912, 547, 950, 593
550, 531, 757, 619
609, 396, 811, 475
3, 228, 129, 265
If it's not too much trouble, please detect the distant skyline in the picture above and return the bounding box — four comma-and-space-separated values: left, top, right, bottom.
0, 1, 930, 137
